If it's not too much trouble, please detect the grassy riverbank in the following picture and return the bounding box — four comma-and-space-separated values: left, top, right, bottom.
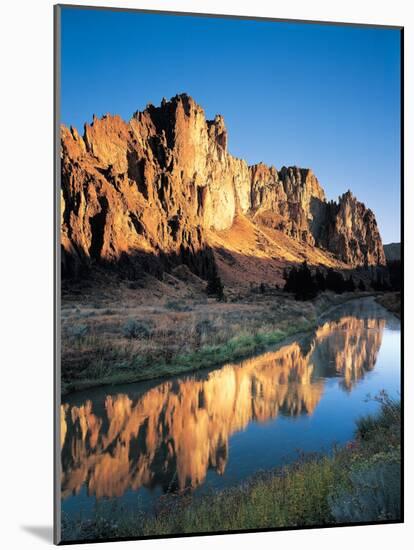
61, 291, 375, 394
61, 395, 401, 541
62, 320, 314, 394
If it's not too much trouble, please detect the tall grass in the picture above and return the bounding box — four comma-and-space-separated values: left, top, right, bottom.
61, 290, 366, 393
329, 393, 401, 523
355, 392, 401, 452
62, 318, 316, 394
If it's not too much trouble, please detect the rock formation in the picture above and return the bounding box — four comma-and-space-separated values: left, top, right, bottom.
60, 93, 385, 279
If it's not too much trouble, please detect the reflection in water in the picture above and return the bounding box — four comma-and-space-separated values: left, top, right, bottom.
61, 315, 384, 501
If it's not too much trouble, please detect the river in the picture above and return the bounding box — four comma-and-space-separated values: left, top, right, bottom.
60, 297, 401, 521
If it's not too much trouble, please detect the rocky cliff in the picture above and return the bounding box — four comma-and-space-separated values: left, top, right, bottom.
60, 93, 385, 279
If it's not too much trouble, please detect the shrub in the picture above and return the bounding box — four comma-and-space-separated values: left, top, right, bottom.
83, 359, 112, 380
388, 260, 401, 291
330, 393, 401, 523
345, 275, 356, 292
206, 267, 225, 301
102, 308, 117, 315
68, 324, 88, 338
356, 393, 401, 443
122, 319, 152, 339
165, 300, 192, 312
283, 261, 317, 300
329, 458, 401, 522
326, 268, 347, 293
315, 269, 327, 292
196, 319, 214, 335
371, 269, 391, 291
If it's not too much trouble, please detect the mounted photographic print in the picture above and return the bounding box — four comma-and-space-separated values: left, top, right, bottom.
54, 4, 403, 545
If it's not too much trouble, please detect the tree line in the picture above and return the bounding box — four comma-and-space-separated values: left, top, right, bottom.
204, 259, 401, 301
283, 262, 361, 301
283, 260, 401, 301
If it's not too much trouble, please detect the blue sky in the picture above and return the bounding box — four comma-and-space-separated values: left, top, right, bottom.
60, 7, 401, 243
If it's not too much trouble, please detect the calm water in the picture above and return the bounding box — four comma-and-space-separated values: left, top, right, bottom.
61, 297, 401, 520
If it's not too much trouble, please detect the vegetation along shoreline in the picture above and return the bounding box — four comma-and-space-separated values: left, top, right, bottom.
61, 291, 395, 395
61, 395, 401, 541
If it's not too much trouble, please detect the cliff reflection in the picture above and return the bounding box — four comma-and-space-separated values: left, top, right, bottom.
61, 315, 384, 500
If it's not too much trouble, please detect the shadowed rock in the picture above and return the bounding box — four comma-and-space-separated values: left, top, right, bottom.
60, 94, 385, 279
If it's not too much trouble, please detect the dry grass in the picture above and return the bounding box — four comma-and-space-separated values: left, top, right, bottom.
61, 280, 367, 394
208, 215, 347, 289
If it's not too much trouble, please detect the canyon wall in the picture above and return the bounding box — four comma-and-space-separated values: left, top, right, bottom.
60, 93, 385, 278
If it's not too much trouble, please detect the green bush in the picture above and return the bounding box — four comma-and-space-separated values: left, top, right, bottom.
355, 393, 401, 450
68, 324, 88, 338
165, 300, 192, 312
122, 319, 153, 339
329, 456, 401, 522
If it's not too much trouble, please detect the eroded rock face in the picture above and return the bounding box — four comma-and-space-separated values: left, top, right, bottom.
249, 165, 327, 245
60, 93, 385, 278
318, 191, 386, 266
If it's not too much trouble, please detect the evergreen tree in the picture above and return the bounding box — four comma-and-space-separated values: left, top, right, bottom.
283, 267, 298, 293
371, 272, 391, 291
326, 268, 346, 294
388, 260, 401, 291
284, 261, 317, 301
206, 266, 224, 301
345, 275, 356, 292
297, 261, 317, 300
315, 268, 327, 292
